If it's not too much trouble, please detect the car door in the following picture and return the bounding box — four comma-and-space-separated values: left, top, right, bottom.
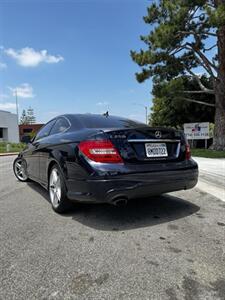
23, 142, 40, 180
39, 117, 71, 184
25, 120, 56, 180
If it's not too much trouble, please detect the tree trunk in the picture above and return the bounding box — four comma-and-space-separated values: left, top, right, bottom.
213, 90, 225, 150
211, 4, 225, 150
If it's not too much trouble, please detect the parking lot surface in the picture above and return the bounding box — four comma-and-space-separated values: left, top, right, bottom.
0, 156, 225, 300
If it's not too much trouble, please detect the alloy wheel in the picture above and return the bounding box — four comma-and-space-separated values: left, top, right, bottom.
14, 159, 28, 181
49, 168, 62, 208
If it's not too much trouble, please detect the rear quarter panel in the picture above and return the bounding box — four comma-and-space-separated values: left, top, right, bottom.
37, 129, 103, 187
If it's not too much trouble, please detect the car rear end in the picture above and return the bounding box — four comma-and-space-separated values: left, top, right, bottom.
66, 116, 198, 204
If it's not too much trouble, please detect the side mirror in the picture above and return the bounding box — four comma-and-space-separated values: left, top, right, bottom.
31, 136, 35, 142
29, 136, 36, 144
21, 135, 34, 144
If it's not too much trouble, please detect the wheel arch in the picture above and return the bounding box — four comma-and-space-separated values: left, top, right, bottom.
47, 159, 67, 190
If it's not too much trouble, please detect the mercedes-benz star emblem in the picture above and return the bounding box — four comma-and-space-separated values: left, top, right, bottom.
155, 131, 162, 139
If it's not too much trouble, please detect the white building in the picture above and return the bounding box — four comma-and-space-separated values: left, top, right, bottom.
0, 110, 19, 143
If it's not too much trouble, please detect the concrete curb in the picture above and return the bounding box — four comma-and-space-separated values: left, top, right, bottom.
196, 180, 225, 202
0, 152, 19, 157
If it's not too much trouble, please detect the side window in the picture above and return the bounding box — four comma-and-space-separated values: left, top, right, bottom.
35, 120, 56, 141
50, 118, 70, 135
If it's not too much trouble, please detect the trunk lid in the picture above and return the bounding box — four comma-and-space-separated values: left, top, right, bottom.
103, 127, 186, 163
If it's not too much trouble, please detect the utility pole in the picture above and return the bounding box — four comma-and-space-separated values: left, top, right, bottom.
15, 89, 19, 125
144, 106, 148, 124
15, 89, 20, 142
132, 103, 148, 124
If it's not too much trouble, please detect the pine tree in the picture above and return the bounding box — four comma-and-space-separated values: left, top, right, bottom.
131, 0, 225, 150
26, 107, 36, 124
20, 109, 28, 125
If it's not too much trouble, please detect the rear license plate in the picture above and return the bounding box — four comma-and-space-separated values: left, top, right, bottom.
145, 143, 168, 158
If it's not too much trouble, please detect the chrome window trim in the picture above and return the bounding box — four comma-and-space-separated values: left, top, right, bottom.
61, 115, 72, 128
34, 119, 57, 141
34, 116, 72, 141
49, 116, 71, 136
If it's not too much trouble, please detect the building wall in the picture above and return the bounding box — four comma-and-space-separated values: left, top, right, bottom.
0, 110, 19, 143
19, 124, 44, 142
19, 124, 43, 136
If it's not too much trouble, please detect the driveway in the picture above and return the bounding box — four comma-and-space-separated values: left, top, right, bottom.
0, 156, 225, 300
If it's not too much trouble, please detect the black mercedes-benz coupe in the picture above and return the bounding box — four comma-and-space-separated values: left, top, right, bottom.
13, 114, 198, 213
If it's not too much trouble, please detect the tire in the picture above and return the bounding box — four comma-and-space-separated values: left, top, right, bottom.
49, 164, 72, 213
13, 157, 29, 182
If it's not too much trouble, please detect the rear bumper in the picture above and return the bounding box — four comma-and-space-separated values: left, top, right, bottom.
66, 166, 198, 204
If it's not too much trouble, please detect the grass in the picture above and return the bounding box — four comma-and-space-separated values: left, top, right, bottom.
191, 148, 225, 158
0, 142, 26, 154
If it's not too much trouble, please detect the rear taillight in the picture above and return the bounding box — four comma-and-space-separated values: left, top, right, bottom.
185, 144, 191, 160
78, 140, 123, 163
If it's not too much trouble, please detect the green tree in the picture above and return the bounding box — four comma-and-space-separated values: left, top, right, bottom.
150, 75, 215, 127
131, 0, 225, 150
26, 107, 36, 124
20, 107, 36, 125
20, 109, 28, 125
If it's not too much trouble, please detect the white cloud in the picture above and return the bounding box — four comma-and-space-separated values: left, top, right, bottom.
8, 83, 35, 98
0, 62, 7, 69
4, 47, 64, 67
0, 102, 16, 110
96, 101, 109, 106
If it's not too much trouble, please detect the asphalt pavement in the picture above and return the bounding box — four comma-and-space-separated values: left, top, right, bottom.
0, 156, 225, 300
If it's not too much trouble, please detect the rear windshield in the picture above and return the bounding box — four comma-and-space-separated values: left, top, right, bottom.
71, 114, 145, 129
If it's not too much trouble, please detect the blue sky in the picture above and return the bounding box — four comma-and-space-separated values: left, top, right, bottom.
0, 0, 151, 123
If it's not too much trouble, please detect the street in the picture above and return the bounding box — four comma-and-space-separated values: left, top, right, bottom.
0, 156, 225, 300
